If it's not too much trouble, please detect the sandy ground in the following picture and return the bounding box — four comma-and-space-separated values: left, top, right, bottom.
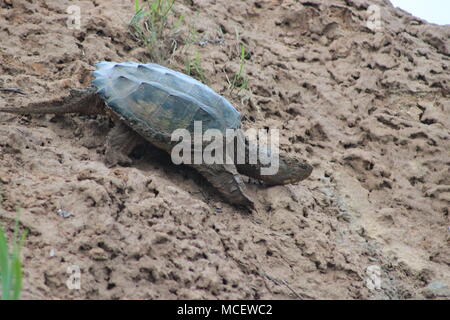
0, 0, 449, 299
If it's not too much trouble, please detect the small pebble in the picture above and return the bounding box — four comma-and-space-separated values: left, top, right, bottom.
57, 209, 72, 219
423, 281, 450, 298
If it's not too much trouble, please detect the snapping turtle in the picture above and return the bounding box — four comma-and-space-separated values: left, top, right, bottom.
0, 61, 312, 208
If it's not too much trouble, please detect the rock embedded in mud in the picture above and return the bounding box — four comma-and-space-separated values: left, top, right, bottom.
88, 247, 109, 261
423, 281, 450, 298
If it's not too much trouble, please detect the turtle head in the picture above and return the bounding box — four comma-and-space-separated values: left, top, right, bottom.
277, 155, 313, 185
260, 154, 313, 186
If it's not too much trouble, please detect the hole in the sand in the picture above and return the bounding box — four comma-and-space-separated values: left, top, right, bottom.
365, 162, 374, 171
379, 181, 392, 189
343, 143, 357, 149
107, 283, 116, 290
219, 24, 227, 34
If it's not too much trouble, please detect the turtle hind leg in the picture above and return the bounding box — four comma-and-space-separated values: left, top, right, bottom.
0, 86, 103, 115
193, 163, 255, 210
105, 121, 145, 167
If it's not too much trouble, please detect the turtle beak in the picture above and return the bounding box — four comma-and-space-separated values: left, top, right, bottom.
295, 163, 313, 182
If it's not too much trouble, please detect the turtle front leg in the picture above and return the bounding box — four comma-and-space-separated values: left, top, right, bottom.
193, 163, 255, 209
105, 121, 145, 167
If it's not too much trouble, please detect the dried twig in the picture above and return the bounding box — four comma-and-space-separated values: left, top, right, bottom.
264, 273, 313, 300
0, 88, 26, 95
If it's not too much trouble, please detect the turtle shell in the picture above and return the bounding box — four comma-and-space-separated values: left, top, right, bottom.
92, 61, 241, 146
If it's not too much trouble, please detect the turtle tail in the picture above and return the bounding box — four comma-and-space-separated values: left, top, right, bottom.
0, 87, 104, 115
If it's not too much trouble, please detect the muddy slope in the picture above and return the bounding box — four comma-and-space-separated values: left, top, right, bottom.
0, 0, 449, 299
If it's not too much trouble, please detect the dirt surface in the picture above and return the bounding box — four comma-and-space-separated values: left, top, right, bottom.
0, 0, 449, 299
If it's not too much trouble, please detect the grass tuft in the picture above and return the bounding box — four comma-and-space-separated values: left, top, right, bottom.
225, 29, 250, 95
230, 43, 249, 93
0, 212, 27, 300
130, 1, 209, 83
185, 50, 207, 84
129, 0, 182, 64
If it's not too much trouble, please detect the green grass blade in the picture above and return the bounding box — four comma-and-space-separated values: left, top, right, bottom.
11, 230, 26, 300
11, 255, 22, 300
0, 226, 11, 299
135, 0, 140, 12
0, 219, 27, 300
